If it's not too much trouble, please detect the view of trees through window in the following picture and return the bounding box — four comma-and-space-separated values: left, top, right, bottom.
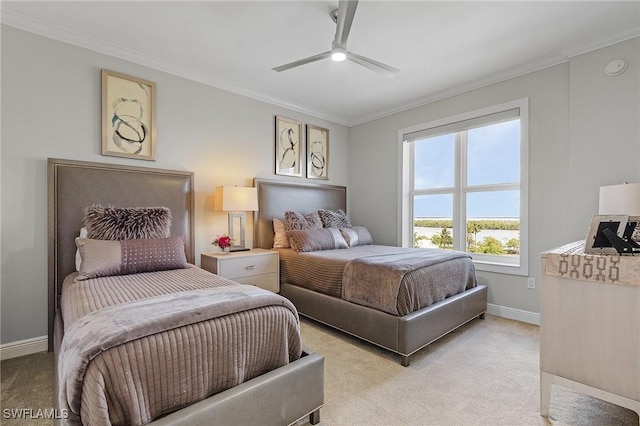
413, 219, 520, 256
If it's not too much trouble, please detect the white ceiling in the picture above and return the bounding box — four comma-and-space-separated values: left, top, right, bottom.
2, 1, 639, 126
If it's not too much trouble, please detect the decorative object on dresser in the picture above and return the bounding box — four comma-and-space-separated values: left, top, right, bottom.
584, 214, 632, 255
101, 69, 156, 161
540, 241, 640, 421
275, 115, 302, 177
214, 186, 259, 252
585, 182, 640, 255
306, 124, 329, 179
201, 249, 280, 293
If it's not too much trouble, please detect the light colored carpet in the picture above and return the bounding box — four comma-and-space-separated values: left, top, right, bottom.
297, 314, 638, 425
1, 315, 637, 425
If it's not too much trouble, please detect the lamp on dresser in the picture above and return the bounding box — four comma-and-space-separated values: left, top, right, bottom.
598, 182, 640, 215
214, 186, 259, 252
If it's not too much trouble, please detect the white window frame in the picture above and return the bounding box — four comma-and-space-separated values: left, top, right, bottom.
398, 98, 529, 276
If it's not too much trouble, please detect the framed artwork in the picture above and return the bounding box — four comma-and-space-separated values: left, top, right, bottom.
584, 214, 628, 254
102, 69, 156, 161
275, 115, 302, 177
306, 124, 329, 180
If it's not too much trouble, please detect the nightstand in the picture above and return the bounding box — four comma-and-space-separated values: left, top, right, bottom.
200, 248, 279, 293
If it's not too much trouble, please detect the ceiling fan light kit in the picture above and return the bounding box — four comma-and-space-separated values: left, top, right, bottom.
331, 47, 347, 62
272, 0, 399, 77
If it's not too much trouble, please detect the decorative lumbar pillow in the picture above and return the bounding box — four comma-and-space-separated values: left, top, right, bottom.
84, 206, 172, 240
284, 211, 323, 232
272, 218, 291, 248
318, 209, 351, 228
75, 237, 189, 280
286, 228, 348, 253
340, 226, 374, 247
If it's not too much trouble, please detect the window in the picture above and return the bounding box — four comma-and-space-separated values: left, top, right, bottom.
400, 99, 528, 275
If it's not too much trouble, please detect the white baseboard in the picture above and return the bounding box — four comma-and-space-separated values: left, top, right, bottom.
487, 303, 540, 326
0, 335, 48, 361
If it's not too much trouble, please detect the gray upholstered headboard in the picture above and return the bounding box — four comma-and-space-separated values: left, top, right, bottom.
253, 178, 347, 249
47, 158, 194, 350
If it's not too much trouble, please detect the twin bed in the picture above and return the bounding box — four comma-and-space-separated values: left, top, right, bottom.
48, 159, 323, 426
48, 159, 486, 425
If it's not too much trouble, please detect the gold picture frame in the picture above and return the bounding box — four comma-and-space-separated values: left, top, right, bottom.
306, 124, 329, 180
102, 69, 156, 161
275, 115, 302, 177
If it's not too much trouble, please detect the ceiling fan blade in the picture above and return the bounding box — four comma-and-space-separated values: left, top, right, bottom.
334, 0, 359, 48
348, 51, 399, 78
272, 51, 332, 72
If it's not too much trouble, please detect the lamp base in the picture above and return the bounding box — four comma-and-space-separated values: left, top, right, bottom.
229, 247, 251, 252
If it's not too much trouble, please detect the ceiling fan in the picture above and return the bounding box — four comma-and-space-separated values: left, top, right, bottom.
272, 0, 399, 78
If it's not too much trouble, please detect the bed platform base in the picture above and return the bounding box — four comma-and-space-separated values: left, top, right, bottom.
280, 283, 487, 366
151, 350, 324, 426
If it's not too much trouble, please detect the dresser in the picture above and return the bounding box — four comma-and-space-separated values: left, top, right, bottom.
540, 241, 640, 419
201, 248, 279, 293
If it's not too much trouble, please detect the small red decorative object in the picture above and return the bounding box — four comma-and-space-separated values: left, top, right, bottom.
213, 235, 232, 249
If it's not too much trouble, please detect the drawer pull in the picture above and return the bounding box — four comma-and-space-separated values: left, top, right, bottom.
245, 265, 257, 271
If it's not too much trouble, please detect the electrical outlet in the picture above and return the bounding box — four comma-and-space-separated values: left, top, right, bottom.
527, 277, 536, 289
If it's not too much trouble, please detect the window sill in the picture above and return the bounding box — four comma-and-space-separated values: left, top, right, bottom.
473, 258, 528, 276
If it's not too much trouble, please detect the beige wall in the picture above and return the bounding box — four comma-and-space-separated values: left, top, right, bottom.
0, 25, 349, 344
348, 37, 640, 315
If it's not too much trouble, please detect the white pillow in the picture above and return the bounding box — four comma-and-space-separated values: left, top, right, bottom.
272, 218, 290, 248
75, 227, 88, 271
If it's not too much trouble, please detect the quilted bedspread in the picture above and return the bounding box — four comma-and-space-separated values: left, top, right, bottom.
58, 267, 301, 425
343, 248, 476, 315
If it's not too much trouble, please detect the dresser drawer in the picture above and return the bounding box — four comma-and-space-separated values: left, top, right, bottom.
217, 253, 278, 279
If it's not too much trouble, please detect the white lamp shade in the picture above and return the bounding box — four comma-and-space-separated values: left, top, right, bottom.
214, 186, 259, 212
598, 183, 640, 215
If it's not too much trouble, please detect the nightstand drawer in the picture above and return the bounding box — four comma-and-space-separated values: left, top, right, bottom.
217, 254, 278, 279
200, 249, 280, 292
234, 273, 279, 293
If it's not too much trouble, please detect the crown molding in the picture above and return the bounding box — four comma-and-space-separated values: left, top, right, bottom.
562, 26, 640, 58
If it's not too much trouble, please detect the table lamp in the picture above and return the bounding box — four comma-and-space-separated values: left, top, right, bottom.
599, 182, 640, 215
214, 186, 259, 252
